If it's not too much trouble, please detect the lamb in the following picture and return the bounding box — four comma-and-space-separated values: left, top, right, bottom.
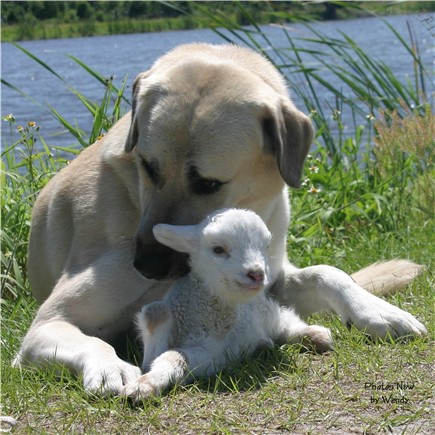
123, 208, 333, 401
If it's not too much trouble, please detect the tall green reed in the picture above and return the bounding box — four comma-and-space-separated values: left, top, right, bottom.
1, 62, 129, 301
192, 2, 433, 245
1, 117, 61, 299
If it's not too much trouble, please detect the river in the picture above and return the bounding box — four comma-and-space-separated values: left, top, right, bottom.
1, 13, 434, 152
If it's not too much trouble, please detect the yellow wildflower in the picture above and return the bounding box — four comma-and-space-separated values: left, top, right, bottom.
3, 113, 15, 122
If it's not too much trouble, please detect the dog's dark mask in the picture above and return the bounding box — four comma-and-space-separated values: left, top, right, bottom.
133, 237, 191, 280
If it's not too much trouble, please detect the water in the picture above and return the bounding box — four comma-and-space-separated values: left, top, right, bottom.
1, 13, 434, 152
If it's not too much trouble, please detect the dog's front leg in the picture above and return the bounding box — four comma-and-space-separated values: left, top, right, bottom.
13, 255, 171, 395
13, 319, 141, 395
270, 264, 427, 339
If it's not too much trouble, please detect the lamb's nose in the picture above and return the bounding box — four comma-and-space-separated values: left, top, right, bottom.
247, 269, 265, 283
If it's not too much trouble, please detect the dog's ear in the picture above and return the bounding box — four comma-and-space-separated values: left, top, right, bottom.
263, 101, 313, 188
125, 71, 151, 153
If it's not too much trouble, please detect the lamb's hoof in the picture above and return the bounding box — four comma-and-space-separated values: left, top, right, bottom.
122, 374, 159, 403
302, 325, 334, 353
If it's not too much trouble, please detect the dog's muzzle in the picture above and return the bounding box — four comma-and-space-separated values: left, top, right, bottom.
133, 238, 190, 280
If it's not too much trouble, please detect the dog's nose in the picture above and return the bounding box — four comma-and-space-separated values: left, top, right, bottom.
133, 238, 190, 280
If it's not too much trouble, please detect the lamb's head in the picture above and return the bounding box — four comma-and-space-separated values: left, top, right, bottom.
153, 208, 272, 304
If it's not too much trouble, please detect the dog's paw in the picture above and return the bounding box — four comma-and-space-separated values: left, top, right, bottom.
122, 374, 159, 402
83, 358, 141, 396
346, 291, 427, 340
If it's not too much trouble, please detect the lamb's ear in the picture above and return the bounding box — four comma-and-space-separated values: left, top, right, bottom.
153, 224, 200, 254
125, 71, 152, 153
263, 100, 314, 188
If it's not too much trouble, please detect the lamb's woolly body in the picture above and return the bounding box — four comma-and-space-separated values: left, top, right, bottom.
167, 275, 237, 345
140, 272, 305, 378
167, 274, 294, 351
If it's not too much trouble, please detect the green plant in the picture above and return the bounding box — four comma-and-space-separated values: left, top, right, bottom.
373, 103, 434, 216
1, 116, 67, 300
1, 59, 129, 303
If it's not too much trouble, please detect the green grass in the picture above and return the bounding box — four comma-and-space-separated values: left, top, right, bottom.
1, 6, 434, 433
2, 278, 433, 433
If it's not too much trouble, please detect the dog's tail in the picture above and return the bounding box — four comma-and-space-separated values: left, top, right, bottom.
351, 259, 424, 296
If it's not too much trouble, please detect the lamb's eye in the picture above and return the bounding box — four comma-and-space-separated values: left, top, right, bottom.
213, 246, 226, 255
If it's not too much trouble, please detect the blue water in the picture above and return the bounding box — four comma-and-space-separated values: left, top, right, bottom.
2, 13, 434, 152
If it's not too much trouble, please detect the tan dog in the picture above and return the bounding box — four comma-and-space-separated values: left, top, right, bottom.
14, 44, 426, 396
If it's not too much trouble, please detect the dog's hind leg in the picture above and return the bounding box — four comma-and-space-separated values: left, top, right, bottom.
269, 263, 426, 340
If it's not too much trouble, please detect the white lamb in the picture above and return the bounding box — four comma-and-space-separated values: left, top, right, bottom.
123, 208, 333, 401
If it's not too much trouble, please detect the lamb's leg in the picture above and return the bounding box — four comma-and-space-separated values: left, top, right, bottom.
123, 349, 188, 401
272, 306, 333, 353
136, 302, 172, 372
123, 345, 220, 402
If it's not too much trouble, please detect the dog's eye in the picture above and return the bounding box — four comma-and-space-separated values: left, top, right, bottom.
189, 166, 224, 195
193, 179, 222, 195
141, 158, 159, 185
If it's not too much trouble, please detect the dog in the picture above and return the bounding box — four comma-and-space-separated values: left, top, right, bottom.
13, 43, 426, 396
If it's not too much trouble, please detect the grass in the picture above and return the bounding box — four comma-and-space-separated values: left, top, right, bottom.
1, 6, 434, 434
2, 280, 433, 433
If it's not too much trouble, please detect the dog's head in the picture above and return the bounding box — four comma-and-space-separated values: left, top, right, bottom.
125, 44, 313, 280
